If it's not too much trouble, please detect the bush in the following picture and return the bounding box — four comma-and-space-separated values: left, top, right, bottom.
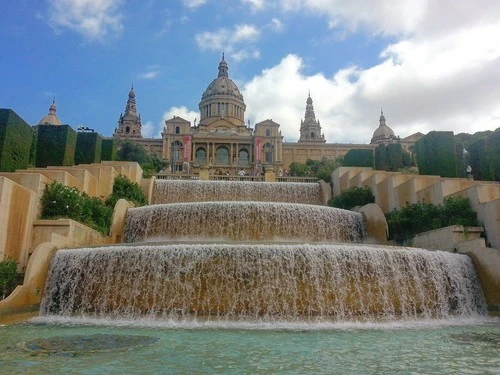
328, 186, 375, 210
0, 258, 18, 299
0, 109, 34, 172
36, 125, 76, 167
415, 131, 458, 177
105, 175, 148, 208
40, 182, 112, 235
343, 149, 374, 167
386, 196, 479, 243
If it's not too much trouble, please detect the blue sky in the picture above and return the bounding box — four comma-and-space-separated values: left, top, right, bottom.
1, 0, 499, 143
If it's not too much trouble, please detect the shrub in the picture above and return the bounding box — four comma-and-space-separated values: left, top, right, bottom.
0, 109, 34, 172
386, 196, 479, 243
105, 175, 148, 208
343, 149, 374, 167
0, 258, 18, 299
40, 182, 112, 235
75, 132, 102, 165
328, 186, 375, 210
36, 125, 76, 167
415, 131, 458, 177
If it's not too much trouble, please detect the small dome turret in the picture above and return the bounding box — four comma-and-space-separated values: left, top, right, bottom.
38, 98, 62, 126
371, 109, 397, 144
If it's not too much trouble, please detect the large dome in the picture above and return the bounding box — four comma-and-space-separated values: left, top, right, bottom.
201, 55, 244, 101
201, 76, 244, 101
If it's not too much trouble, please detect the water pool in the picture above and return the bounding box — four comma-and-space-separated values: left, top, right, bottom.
1, 318, 499, 374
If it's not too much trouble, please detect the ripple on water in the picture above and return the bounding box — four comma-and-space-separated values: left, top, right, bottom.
20, 334, 159, 355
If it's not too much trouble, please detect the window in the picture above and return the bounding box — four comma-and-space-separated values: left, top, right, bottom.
125, 126, 130, 133
266, 129, 271, 137
311, 131, 315, 139
175, 126, 180, 134
196, 148, 207, 164
172, 141, 183, 162
264, 143, 273, 164
239, 149, 249, 165
215, 146, 229, 165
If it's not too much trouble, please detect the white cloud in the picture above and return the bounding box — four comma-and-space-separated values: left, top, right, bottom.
242, 37, 500, 144
278, 0, 500, 39
242, 0, 266, 11
141, 121, 155, 138
138, 65, 161, 80
149, 106, 199, 138
182, 0, 207, 9
269, 18, 284, 32
237, 1, 500, 143
48, 0, 123, 40
195, 24, 261, 61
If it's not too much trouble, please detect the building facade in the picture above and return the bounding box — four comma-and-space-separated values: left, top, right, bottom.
112, 55, 421, 173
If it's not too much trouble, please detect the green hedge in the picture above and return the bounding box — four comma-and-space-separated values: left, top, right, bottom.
467, 129, 500, 181
75, 132, 102, 165
415, 131, 458, 177
101, 138, 116, 161
0, 109, 34, 172
375, 143, 413, 171
328, 186, 375, 210
343, 149, 374, 167
36, 125, 76, 167
386, 196, 479, 243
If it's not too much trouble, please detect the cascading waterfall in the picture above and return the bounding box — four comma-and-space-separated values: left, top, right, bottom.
41, 244, 485, 320
123, 202, 365, 243
40, 179, 487, 322
153, 180, 322, 205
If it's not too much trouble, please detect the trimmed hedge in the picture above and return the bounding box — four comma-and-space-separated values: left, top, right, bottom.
467, 129, 500, 181
75, 132, 102, 165
375, 143, 413, 172
343, 149, 374, 167
0, 109, 34, 172
328, 186, 375, 210
101, 138, 116, 161
415, 131, 458, 177
36, 125, 76, 167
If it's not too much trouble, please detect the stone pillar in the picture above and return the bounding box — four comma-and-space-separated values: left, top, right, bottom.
264, 166, 276, 182
199, 165, 210, 181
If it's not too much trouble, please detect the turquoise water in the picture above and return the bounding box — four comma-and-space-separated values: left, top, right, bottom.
1, 318, 499, 374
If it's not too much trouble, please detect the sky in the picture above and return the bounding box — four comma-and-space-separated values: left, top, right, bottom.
1, 0, 499, 144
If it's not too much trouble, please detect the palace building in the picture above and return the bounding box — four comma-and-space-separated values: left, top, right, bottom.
112, 55, 420, 173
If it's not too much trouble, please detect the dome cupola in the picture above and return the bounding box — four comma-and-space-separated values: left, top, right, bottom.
199, 54, 246, 126
38, 98, 62, 126
370, 110, 397, 144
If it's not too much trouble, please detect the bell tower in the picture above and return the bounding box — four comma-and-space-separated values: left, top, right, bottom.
298, 93, 326, 143
114, 85, 143, 138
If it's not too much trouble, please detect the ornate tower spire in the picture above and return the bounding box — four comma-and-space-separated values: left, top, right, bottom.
218, 52, 228, 78
298, 93, 326, 143
114, 85, 143, 138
